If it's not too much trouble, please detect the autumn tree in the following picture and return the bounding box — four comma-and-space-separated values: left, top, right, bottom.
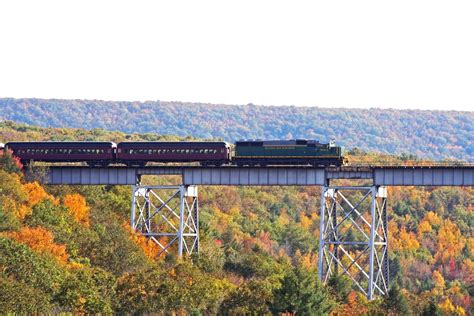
383, 284, 410, 315
0, 148, 22, 174
63, 194, 90, 227
3, 226, 68, 264
271, 264, 335, 315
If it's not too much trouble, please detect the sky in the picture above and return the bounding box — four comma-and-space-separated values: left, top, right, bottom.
0, 0, 473, 111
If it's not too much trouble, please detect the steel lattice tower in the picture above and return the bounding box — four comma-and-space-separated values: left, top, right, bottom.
318, 186, 389, 299
130, 185, 199, 256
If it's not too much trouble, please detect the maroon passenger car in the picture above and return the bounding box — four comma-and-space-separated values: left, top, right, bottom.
117, 142, 231, 166
5, 142, 116, 166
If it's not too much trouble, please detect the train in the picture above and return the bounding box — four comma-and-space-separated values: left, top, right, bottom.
1, 140, 346, 167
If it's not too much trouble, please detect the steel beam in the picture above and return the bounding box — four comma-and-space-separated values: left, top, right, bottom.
38, 165, 474, 186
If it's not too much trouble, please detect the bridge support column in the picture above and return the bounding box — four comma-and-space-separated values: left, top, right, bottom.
318, 185, 389, 300
130, 185, 199, 257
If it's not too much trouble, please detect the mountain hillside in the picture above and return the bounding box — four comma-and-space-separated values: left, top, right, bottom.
0, 124, 472, 314
1, 98, 472, 161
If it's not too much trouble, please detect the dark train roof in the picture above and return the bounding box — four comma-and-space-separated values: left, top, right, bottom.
117, 141, 230, 147
6, 142, 116, 148
236, 139, 324, 146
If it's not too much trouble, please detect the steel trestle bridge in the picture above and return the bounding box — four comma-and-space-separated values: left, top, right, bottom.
42, 165, 473, 186
32, 164, 473, 300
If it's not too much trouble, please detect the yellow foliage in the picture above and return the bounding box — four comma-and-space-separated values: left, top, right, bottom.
439, 298, 455, 314
455, 306, 466, 316
418, 219, 432, 236
391, 226, 420, 252
2, 198, 20, 219
299, 211, 312, 229
277, 209, 290, 227
432, 270, 445, 290
439, 296, 467, 315
435, 219, 465, 264
3, 226, 68, 264
63, 194, 90, 227
68, 261, 85, 270
425, 211, 442, 227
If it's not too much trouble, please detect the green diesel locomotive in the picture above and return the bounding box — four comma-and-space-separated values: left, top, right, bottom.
234, 139, 345, 167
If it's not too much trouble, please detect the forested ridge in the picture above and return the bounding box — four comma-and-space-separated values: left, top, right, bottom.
0, 122, 472, 314
1, 98, 473, 161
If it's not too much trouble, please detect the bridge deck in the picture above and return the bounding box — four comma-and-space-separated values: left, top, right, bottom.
35, 165, 474, 186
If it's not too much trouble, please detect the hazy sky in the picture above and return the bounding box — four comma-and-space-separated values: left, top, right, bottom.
0, 0, 473, 111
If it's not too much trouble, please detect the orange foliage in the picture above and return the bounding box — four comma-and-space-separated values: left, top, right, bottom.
294, 249, 317, 270
3, 226, 68, 264
18, 182, 57, 219
63, 194, 90, 227
331, 291, 368, 316
122, 222, 160, 260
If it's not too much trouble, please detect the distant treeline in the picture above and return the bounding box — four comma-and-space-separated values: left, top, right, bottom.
0, 98, 472, 160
